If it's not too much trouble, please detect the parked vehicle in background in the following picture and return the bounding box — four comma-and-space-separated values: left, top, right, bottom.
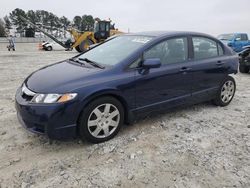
218, 33, 250, 52
41, 41, 54, 51
238, 45, 250, 73
15, 31, 238, 143
42, 41, 72, 51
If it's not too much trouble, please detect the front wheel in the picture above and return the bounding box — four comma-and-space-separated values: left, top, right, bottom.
78, 39, 94, 52
212, 76, 236, 106
78, 97, 124, 143
75, 45, 81, 52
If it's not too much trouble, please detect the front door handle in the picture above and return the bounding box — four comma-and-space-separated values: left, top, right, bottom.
179, 67, 192, 72
216, 61, 224, 65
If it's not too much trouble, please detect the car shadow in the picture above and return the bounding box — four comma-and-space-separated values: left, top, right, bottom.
32, 101, 217, 149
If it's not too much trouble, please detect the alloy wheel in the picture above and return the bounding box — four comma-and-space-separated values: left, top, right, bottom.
221, 80, 235, 103
87, 103, 120, 138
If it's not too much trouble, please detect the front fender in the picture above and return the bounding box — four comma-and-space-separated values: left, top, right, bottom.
80, 88, 127, 107
70, 70, 136, 124
74, 87, 132, 124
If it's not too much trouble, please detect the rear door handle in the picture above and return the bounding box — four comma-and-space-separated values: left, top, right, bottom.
179, 67, 192, 72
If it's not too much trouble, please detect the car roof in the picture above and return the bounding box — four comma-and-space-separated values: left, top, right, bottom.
220, 33, 246, 35
125, 31, 214, 38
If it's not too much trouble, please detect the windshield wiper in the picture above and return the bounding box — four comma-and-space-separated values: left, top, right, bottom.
78, 58, 105, 69
69, 58, 86, 66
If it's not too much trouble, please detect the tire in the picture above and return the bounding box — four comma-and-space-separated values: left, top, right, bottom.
47, 46, 52, 51
78, 96, 124, 143
212, 76, 236, 107
78, 39, 94, 52
239, 64, 249, 73
75, 45, 81, 52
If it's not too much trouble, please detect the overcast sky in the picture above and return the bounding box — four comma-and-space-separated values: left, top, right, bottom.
1, 0, 249, 36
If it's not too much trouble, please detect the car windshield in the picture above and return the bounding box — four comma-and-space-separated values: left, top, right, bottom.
77, 35, 153, 66
218, 34, 234, 41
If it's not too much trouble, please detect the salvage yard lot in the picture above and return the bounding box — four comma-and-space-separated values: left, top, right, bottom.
0, 43, 249, 187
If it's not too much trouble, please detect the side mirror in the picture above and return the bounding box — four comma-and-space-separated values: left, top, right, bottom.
235, 37, 241, 41
142, 58, 161, 69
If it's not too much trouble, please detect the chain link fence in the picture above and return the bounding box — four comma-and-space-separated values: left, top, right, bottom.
0, 37, 50, 43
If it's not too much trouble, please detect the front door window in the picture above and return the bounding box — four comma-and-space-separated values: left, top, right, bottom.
144, 37, 188, 65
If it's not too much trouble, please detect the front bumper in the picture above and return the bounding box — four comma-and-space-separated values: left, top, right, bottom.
15, 87, 79, 140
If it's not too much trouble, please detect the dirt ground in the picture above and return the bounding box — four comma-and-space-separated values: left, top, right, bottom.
0, 43, 249, 188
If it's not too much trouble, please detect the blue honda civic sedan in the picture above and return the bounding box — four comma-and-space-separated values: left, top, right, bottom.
15, 31, 238, 143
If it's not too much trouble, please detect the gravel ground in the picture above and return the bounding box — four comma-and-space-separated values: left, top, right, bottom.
0, 43, 249, 188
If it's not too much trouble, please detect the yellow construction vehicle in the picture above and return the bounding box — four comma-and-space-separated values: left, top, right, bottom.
21, 16, 123, 52
70, 20, 123, 52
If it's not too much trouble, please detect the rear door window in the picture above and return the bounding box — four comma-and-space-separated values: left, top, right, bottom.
241, 34, 248, 41
192, 37, 221, 60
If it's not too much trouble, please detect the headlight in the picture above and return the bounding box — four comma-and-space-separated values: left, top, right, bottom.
31, 93, 77, 103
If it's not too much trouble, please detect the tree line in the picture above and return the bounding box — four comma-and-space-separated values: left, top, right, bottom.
0, 8, 99, 37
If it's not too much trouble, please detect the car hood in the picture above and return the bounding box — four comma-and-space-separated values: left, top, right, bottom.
25, 60, 104, 93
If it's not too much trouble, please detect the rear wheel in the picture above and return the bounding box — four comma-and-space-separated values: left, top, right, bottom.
239, 64, 249, 73
212, 76, 236, 106
79, 97, 124, 143
46, 46, 52, 51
